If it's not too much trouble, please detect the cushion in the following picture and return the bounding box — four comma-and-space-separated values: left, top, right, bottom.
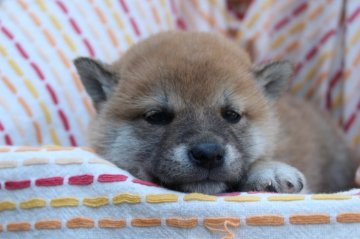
0, 147, 359, 238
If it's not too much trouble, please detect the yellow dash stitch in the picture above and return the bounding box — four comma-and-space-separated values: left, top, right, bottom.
7, 222, 31, 231
311, 194, 352, 200
0, 160, 17, 169
99, 218, 126, 228
20, 198, 46, 209
131, 218, 161, 227
112, 193, 141, 204
166, 218, 198, 228
23, 157, 49, 166
337, 213, 360, 223
0, 224, 2, 232
246, 215, 285, 226
289, 214, 330, 225
0, 201, 16, 211
267, 195, 305, 201
35, 220, 62, 229
146, 194, 178, 203
55, 158, 83, 165
224, 195, 261, 202
184, 193, 217, 202
67, 217, 94, 228
83, 197, 109, 208
51, 197, 79, 207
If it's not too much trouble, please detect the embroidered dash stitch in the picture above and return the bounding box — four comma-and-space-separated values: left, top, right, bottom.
131, 218, 161, 227
35, 177, 64, 186
68, 174, 94, 185
184, 193, 217, 201
35, 220, 62, 229
166, 218, 198, 228
97, 174, 128, 182
23, 157, 49, 166
66, 217, 94, 228
83, 196, 109, 207
224, 195, 261, 202
7, 222, 31, 231
0, 201, 16, 211
5, 180, 31, 190
246, 215, 285, 226
289, 214, 330, 224
0, 160, 17, 169
336, 213, 360, 223
146, 194, 178, 203
51, 197, 79, 207
311, 194, 352, 200
267, 195, 305, 201
55, 157, 83, 165
20, 198, 46, 209
99, 218, 126, 228
112, 193, 141, 204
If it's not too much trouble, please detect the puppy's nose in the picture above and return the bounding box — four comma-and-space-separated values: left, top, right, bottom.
189, 143, 225, 169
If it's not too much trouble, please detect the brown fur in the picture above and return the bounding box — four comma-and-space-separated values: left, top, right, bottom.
75, 31, 356, 194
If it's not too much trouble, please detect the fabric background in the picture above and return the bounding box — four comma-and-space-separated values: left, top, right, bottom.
0, 0, 359, 158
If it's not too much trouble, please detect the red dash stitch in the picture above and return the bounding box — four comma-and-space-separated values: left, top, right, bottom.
132, 179, 159, 187
69, 18, 81, 34
15, 43, 29, 59
98, 174, 128, 183
30, 62, 45, 80
69, 174, 94, 185
348, 6, 360, 23
0, 121, 4, 131
5, 180, 31, 190
293, 2, 308, 16
5, 135, 12, 145
56, 0, 68, 13
36, 177, 64, 186
83, 39, 95, 57
129, 17, 141, 36
344, 112, 356, 132
46, 84, 58, 104
176, 18, 187, 30
1, 26, 14, 39
306, 46, 318, 61
320, 29, 336, 45
69, 135, 77, 146
274, 16, 290, 31
58, 109, 70, 131
119, 0, 129, 13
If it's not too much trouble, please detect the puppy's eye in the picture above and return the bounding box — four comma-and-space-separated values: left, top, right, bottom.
144, 110, 174, 125
222, 110, 242, 123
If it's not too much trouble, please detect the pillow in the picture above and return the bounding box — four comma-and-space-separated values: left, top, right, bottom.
0, 146, 359, 238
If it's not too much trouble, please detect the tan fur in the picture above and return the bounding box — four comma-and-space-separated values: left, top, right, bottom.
78, 31, 356, 193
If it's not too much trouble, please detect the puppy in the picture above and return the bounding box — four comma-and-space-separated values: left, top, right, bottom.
74, 31, 356, 194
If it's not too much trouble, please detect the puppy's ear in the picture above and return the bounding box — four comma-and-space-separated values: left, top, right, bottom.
252, 61, 293, 100
74, 57, 117, 111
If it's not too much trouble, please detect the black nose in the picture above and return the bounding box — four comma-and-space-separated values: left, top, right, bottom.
189, 143, 225, 169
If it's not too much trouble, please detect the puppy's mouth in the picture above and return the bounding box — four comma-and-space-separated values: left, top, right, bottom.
150, 170, 234, 194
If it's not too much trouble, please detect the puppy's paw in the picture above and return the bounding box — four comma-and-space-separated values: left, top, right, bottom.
243, 161, 305, 193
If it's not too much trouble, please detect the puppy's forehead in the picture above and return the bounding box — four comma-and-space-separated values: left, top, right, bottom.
112, 32, 258, 107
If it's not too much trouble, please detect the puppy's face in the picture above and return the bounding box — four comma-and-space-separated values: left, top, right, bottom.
75, 32, 292, 194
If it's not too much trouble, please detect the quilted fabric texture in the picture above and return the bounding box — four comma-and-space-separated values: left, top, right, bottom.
0, 146, 359, 239
0, 0, 359, 157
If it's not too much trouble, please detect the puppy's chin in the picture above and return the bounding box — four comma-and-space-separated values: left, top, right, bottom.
172, 181, 228, 195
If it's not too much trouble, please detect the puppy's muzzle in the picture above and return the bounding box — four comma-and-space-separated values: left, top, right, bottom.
188, 143, 225, 169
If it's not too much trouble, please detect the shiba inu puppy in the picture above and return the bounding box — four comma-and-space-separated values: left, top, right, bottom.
74, 31, 356, 194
